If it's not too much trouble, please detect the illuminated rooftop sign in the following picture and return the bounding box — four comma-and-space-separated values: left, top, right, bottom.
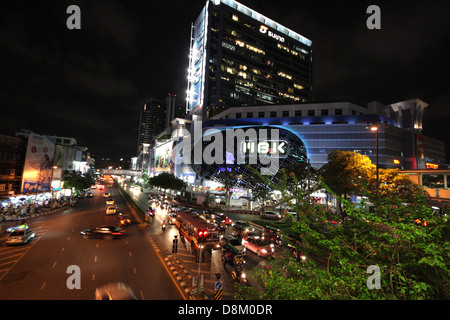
259, 25, 285, 42
211, 0, 312, 47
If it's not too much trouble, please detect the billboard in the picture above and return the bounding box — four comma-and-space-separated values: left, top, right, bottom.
154, 141, 174, 173
21, 134, 56, 194
186, 1, 209, 114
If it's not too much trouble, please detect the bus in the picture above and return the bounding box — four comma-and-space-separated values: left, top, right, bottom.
174, 210, 221, 251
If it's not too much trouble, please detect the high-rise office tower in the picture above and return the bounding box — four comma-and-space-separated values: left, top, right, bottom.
166, 93, 186, 129
186, 0, 314, 119
137, 95, 186, 153
137, 98, 165, 153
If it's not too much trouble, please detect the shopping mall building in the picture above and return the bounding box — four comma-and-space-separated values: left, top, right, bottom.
146, 98, 445, 190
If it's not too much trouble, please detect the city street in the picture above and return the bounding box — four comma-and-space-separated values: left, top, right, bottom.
121, 183, 276, 300
0, 185, 185, 300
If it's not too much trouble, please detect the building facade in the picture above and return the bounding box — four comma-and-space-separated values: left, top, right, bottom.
186, 0, 314, 119
203, 99, 445, 171
0, 134, 26, 199
142, 98, 445, 191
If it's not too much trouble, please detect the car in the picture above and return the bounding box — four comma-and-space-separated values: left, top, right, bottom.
106, 199, 115, 205
168, 212, 177, 225
215, 213, 232, 227
221, 235, 246, 254
86, 192, 93, 198
242, 236, 274, 258
232, 220, 254, 238
161, 201, 169, 209
261, 211, 282, 220
95, 282, 138, 300
6, 229, 36, 245
103, 192, 111, 198
199, 213, 215, 225
106, 206, 117, 215
117, 213, 132, 226
80, 226, 123, 239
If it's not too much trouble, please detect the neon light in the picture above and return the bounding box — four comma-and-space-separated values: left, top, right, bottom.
426, 163, 438, 169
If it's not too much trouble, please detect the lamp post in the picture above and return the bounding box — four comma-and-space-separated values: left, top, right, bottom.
50, 165, 58, 205
369, 124, 380, 204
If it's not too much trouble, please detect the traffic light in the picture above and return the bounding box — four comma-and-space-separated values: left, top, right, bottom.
198, 230, 208, 243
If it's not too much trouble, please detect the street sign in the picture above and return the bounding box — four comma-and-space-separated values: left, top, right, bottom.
191, 274, 204, 294
215, 281, 223, 291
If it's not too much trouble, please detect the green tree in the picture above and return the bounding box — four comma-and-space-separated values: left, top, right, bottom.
147, 172, 186, 193
236, 170, 450, 300
62, 170, 95, 194
320, 150, 374, 218
215, 166, 238, 210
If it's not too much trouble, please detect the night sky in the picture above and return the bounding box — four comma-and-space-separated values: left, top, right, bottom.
1, 0, 449, 163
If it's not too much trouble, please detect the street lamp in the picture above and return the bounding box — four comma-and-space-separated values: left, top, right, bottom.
50, 165, 58, 205
368, 124, 379, 203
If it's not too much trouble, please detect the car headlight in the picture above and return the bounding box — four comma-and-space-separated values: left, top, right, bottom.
261, 249, 267, 253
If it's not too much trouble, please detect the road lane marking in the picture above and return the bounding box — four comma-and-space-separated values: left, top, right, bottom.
129, 252, 132, 257
61, 247, 65, 252
40, 281, 46, 290
92, 274, 95, 280
133, 267, 137, 274
94, 256, 97, 262
52, 261, 57, 268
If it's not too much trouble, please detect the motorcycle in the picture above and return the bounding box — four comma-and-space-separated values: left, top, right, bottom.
221, 244, 247, 284
162, 222, 166, 232
231, 263, 247, 284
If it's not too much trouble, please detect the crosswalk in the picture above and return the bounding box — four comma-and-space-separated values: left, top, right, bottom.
0, 224, 51, 281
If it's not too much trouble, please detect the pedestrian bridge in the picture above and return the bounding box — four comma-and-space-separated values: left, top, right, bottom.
101, 169, 139, 176
401, 169, 450, 206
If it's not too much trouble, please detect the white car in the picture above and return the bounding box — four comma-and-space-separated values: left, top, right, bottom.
95, 282, 137, 300
6, 229, 35, 245
261, 211, 282, 219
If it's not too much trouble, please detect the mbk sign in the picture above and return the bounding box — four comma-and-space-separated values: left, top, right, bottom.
172, 121, 287, 175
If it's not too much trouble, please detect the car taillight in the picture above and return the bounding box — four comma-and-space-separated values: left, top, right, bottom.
111, 232, 122, 235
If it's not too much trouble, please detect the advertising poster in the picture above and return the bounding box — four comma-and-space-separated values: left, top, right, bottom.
154, 141, 174, 173
21, 134, 56, 194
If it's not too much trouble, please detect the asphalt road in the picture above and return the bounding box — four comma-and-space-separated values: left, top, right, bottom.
0, 185, 185, 300
122, 184, 275, 299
